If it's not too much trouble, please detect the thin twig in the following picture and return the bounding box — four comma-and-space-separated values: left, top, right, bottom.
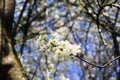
53, 57, 60, 80
75, 55, 120, 68
96, 6, 107, 46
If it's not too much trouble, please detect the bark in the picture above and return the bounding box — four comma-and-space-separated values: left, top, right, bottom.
0, 0, 28, 80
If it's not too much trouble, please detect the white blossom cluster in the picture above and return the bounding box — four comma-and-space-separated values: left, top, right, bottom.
48, 32, 81, 57
37, 32, 81, 58
54, 40, 81, 56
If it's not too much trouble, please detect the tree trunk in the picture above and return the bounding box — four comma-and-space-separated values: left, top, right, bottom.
0, 0, 28, 80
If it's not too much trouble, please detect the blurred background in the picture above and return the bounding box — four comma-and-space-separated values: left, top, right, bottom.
14, 0, 120, 80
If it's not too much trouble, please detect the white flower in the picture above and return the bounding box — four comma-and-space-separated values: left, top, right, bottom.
70, 44, 81, 56
55, 40, 81, 56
